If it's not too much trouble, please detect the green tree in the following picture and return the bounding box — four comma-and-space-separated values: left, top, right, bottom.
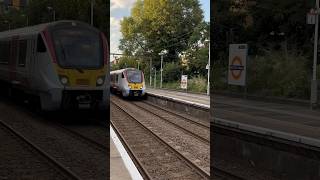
119, 0, 204, 66
163, 62, 181, 82
112, 56, 139, 70
24, 0, 108, 34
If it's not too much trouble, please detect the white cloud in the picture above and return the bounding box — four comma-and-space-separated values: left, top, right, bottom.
110, 17, 122, 54
110, 0, 135, 56
111, 0, 136, 10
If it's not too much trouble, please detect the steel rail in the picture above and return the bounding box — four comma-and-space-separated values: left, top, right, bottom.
132, 101, 209, 145
110, 120, 153, 180
143, 100, 209, 128
0, 119, 82, 180
111, 100, 210, 179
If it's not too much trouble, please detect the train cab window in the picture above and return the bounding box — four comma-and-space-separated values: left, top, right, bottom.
37, 34, 47, 53
122, 72, 125, 78
18, 40, 27, 67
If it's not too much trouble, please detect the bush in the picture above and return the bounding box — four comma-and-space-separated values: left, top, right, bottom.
188, 76, 207, 93
163, 62, 181, 82
247, 52, 309, 98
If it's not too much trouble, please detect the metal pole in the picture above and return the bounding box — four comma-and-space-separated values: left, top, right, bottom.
154, 69, 156, 88
150, 57, 152, 86
91, 0, 94, 26
160, 55, 163, 88
137, 61, 140, 70
207, 41, 210, 95
311, 0, 319, 108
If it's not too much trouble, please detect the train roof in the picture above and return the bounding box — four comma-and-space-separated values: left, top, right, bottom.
110, 68, 141, 74
0, 20, 95, 39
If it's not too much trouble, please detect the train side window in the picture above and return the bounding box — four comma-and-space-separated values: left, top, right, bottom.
0, 41, 10, 64
37, 34, 47, 52
18, 40, 27, 67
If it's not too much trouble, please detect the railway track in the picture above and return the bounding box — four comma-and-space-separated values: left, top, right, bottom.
142, 100, 209, 128
0, 118, 81, 180
132, 101, 210, 144
52, 122, 108, 152
111, 99, 210, 179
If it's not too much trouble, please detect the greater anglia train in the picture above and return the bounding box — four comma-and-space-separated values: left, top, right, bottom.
0, 20, 109, 111
110, 68, 145, 97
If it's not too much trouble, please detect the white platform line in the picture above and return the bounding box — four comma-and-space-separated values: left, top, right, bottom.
110, 125, 143, 180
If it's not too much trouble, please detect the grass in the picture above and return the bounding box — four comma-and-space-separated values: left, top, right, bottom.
147, 76, 208, 93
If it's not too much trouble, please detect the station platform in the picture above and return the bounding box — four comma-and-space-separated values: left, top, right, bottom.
213, 94, 320, 147
146, 88, 210, 107
110, 126, 142, 180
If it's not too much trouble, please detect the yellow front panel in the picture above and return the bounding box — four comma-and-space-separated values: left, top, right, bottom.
128, 83, 143, 90
55, 65, 107, 87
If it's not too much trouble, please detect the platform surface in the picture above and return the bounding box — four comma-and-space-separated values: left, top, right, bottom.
146, 88, 210, 107
213, 94, 320, 147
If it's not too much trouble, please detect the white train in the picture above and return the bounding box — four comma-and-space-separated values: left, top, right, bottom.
0, 20, 109, 111
110, 68, 146, 97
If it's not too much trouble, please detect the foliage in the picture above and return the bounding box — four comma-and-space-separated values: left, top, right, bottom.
247, 52, 309, 98
119, 0, 204, 65
184, 42, 209, 77
214, 0, 314, 99
163, 62, 181, 82
188, 76, 207, 93
111, 56, 140, 71
0, 0, 109, 34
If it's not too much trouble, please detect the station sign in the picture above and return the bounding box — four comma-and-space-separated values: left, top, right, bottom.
307, 8, 318, 25
228, 44, 248, 86
181, 75, 188, 89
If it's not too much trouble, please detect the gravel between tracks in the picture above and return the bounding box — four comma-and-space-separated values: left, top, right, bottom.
0, 122, 75, 180
133, 101, 210, 142
0, 101, 108, 180
111, 96, 210, 178
111, 102, 208, 179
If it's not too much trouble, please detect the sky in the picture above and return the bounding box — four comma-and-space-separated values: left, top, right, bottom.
110, 0, 210, 55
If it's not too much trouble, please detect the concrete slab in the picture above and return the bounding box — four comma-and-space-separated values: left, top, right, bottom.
147, 88, 210, 108
214, 94, 320, 148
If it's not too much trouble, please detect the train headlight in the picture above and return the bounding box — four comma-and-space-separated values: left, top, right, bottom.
96, 77, 104, 86
60, 76, 69, 85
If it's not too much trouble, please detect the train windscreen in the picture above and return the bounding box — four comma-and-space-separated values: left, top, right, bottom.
126, 70, 142, 83
52, 27, 103, 69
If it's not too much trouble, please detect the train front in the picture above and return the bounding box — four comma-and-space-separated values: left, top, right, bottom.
124, 69, 145, 97
43, 21, 109, 111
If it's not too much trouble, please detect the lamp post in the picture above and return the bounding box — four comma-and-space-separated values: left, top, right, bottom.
159, 50, 167, 89
205, 39, 210, 96
311, 0, 320, 108
91, 0, 95, 26
47, 6, 55, 21
21, 14, 28, 26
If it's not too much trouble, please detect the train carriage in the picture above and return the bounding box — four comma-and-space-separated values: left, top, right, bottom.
0, 20, 109, 111
110, 68, 145, 97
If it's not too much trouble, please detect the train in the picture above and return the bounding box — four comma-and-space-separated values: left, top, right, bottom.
110, 68, 146, 97
0, 20, 109, 111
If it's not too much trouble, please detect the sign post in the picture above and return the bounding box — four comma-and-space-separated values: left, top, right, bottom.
181, 75, 188, 91
309, 2, 319, 109
228, 44, 248, 86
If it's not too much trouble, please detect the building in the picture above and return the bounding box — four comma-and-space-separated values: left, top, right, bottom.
3, 0, 27, 10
